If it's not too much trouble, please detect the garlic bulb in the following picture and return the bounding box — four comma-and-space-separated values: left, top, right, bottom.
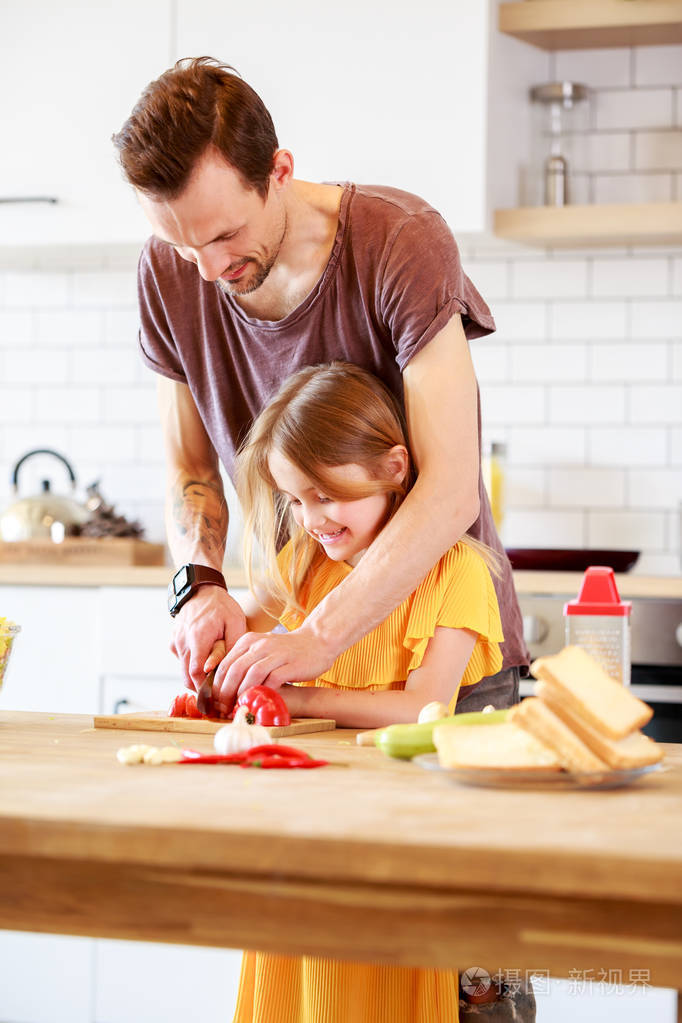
214, 721, 271, 756
417, 701, 450, 724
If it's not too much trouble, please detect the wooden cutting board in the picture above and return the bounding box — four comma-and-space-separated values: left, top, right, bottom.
93, 711, 336, 737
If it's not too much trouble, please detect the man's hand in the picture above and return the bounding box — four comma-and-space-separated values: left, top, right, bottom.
210, 625, 338, 716
170, 586, 247, 692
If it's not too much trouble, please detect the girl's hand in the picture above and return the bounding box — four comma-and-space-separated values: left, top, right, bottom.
210, 625, 338, 716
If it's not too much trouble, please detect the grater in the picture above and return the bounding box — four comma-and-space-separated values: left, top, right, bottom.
564, 566, 632, 685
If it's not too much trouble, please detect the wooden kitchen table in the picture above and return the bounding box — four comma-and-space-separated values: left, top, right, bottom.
1, 711, 681, 989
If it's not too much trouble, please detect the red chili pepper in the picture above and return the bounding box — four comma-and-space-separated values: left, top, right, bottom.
235, 685, 292, 727
177, 743, 327, 769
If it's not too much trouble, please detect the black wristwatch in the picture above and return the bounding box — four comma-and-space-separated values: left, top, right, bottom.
167, 564, 227, 617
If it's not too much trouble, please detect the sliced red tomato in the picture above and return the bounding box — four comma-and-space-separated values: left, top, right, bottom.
184, 692, 203, 718
168, 692, 188, 717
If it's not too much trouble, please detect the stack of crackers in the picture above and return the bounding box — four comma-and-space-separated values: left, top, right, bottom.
434, 645, 663, 774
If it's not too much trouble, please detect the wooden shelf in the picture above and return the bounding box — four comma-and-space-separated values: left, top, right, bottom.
493, 201, 682, 248
499, 1, 682, 50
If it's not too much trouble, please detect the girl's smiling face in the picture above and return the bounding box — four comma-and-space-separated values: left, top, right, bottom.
268, 448, 405, 567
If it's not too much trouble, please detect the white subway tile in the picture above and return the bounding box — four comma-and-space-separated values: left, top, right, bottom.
589, 426, 667, 466
549, 300, 628, 341
595, 88, 674, 131
509, 426, 586, 465
97, 462, 166, 503
0, 310, 33, 346
479, 384, 545, 425
102, 386, 159, 424
634, 45, 682, 88
672, 341, 682, 381
470, 344, 509, 383
587, 510, 666, 549
510, 343, 587, 383
35, 309, 102, 346
0, 387, 34, 424
465, 261, 509, 300
591, 258, 669, 298
554, 48, 631, 90
2, 349, 70, 386
590, 341, 668, 382
548, 384, 626, 424
593, 172, 673, 204
72, 271, 138, 308
633, 552, 680, 575
104, 308, 141, 346
584, 132, 631, 174
124, 500, 167, 544
634, 130, 682, 171
671, 426, 682, 463
1, 425, 70, 462
71, 349, 138, 386
502, 508, 584, 548
135, 424, 166, 462
673, 258, 682, 295
68, 426, 137, 465
565, 173, 590, 205
32, 387, 101, 424
631, 299, 682, 337
488, 301, 547, 342
627, 468, 682, 509
2, 272, 70, 308
505, 466, 546, 508
549, 467, 625, 507
512, 259, 589, 300
630, 384, 682, 423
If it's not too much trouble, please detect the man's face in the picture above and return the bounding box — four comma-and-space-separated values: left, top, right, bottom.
136, 149, 287, 296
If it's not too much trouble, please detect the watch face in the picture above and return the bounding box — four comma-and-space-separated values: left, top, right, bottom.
174, 566, 189, 594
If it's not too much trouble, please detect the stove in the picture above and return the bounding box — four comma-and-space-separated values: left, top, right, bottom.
517, 584, 682, 743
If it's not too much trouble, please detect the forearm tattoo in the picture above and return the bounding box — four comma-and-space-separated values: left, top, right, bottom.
171, 477, 228, 561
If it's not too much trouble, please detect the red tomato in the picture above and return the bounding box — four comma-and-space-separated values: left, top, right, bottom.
184, 692, 203, 719
168, 692, 188, 717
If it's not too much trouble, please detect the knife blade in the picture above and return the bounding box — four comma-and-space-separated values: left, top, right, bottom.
196, 668, 216, 716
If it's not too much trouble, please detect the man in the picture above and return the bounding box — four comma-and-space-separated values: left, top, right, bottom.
113, 56, 528, 712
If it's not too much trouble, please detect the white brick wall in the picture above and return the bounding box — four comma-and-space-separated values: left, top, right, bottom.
0, 46, 680, 574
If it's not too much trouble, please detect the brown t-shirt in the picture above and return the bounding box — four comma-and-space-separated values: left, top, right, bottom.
138, 182, 528, 671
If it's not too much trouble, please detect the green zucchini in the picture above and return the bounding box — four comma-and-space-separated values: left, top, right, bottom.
374, 708, 510, 759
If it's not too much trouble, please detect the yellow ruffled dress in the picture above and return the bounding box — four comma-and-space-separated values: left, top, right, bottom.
232, 541, 503, 1023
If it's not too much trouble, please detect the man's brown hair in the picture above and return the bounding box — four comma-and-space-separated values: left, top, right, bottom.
112, 56, 279, 201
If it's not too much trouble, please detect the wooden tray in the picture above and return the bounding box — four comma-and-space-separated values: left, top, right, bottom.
0, 538, 166, 566
93, 711, 336, 738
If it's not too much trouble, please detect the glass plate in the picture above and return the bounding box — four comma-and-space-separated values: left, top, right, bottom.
413, 753, 666, 790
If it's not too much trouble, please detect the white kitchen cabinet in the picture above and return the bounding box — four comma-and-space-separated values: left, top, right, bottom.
94, 940, 243, 1023
0, 586, 99, 713
174, 0, 548, 233
0, 1, 172, 247
0, 930, 93, 1023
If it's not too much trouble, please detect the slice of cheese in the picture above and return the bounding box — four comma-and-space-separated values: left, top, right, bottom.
433, 721, 560, 771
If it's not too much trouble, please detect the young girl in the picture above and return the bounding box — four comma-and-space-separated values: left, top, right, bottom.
225, 362, 504, 1023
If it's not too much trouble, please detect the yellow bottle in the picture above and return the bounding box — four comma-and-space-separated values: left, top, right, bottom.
482, 441, 506, 532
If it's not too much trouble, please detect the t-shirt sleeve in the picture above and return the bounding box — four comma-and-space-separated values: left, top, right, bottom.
378, 212, 496, 371
403, 543, 504, 689
136, 242, 187, 383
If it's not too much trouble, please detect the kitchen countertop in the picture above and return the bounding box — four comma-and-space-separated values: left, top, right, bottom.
1, 710, 681, 985
0, 563, 680, 598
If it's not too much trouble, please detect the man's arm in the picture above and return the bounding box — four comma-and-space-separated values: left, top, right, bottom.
158, 377, 247, 687
213, 314, 479, 702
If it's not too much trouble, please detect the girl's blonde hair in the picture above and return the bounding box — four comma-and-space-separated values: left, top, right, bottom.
236, 362, 499, 615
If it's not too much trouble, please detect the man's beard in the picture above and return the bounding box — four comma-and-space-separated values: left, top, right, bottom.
216, 254, 275, 296
217, 211, 287, 297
